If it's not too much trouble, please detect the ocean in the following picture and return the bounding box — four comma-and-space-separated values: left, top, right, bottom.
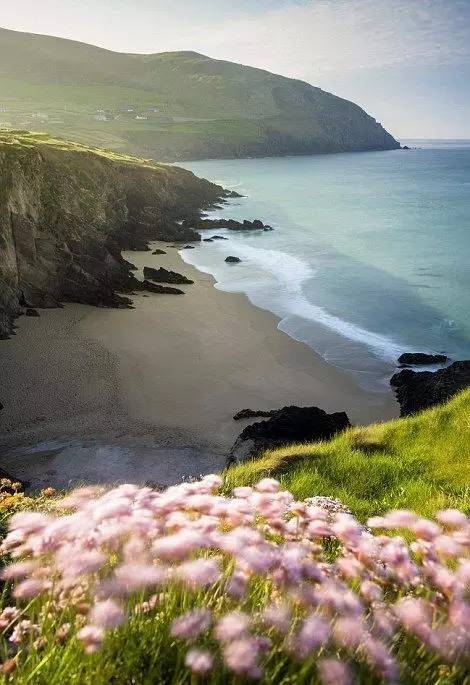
180, 141, 470, 392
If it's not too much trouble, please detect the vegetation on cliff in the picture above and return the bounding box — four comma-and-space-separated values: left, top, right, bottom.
226, 388, 470, 520
0, 28, 400, 161
0, 131, 224, 338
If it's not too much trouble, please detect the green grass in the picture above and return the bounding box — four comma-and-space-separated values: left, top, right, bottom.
225, 389, 470, 520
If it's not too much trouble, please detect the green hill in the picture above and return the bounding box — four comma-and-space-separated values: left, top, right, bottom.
0, 27, 399, 161
225, 388, 470, 520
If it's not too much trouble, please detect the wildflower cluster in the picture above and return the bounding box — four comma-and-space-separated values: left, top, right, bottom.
1, 475, 470, 682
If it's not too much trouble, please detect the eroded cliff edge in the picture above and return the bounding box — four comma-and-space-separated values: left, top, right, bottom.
0, 133, 226, 338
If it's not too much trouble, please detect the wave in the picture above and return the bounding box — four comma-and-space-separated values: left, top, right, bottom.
181, 240, 410, 364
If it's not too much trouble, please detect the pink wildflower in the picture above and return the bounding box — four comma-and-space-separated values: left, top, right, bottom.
2, 561, 37, 580
223, 637, 263, 678
0, 607, 20, 630
177, 558, 221, 589
290, 614, 329, 658
318, 658, 352, 685
260, 603, 292, 635
114, 563, 167, 592
185, 648, 214, 675
171, 609, 212, 640
215, 611, 250, 643
255, 478, 280, 493
436, 509, 467, 528
9, 620, 38, 645
153, 531, 206, 560
90, 599, 124, 629
77, 625, 104, 653
13, 578, 49, 599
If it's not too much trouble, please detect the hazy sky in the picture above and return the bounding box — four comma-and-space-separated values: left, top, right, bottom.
2, 0, 470, 138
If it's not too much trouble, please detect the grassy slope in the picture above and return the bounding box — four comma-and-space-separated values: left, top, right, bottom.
0, 28, 399, 161
225, 389, 470, 520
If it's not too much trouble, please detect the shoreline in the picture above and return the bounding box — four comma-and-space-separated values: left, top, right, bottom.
0, 244, 398, 490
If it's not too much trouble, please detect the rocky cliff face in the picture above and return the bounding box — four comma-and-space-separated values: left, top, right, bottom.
0, 134, 225, 338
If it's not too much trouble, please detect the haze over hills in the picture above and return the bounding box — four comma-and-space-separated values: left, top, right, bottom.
0, 27, 400, 161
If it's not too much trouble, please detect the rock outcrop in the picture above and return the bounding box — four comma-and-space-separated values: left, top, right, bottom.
225, 256, 241, 263
141, 281, 184, 295
0, 132, 225, 338
390, 361, 470, 416
228, 405, 351, 463
142, 267, 194, 285
397, 352, 448, 366
182, 218, 272, 232
233, 409, 277, 421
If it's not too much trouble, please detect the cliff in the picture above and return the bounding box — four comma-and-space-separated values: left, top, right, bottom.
0, 28, 400, 161
0, 132, 225, 338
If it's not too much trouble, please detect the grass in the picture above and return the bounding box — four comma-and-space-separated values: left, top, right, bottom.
0, 130, 165, 170
225, 388, 470, 520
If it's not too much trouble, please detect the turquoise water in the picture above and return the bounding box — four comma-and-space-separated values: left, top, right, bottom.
180, 142, 470, 391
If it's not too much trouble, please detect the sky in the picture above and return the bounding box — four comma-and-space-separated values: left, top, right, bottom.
1, 0, 470, 138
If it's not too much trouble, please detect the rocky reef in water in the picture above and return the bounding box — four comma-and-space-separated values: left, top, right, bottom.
391, 360, 470, 416
0, 133, 228, 339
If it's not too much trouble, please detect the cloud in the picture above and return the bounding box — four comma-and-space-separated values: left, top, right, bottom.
191, 0, 470, 80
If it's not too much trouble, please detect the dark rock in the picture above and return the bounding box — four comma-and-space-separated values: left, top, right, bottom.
225, 256, 241, 263
152, 249, 167, 255
183, 218, 270, 232
143, 266, 193, 285
211, 235, 228, 240
142, 280, 184, 295
25, 308, 39, 317
263, 227, 274, 232
233, 408, 278, 421
181, 245, 195, 249
402, 145, 410, 150
390, 360, 470, 416
229, 405, 351, 463
203, 238, 214, 242
398, 352, 448, 366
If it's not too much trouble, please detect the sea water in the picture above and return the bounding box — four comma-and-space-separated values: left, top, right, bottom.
180, 142, 470, 391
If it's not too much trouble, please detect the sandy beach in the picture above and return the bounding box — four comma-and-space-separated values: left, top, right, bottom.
0, 245, 398, 490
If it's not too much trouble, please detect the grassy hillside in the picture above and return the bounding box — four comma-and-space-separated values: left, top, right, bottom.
225, 389, 470, 520
0, 28, 399, 161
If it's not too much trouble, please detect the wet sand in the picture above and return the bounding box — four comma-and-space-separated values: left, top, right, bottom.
0, 244, 398, 490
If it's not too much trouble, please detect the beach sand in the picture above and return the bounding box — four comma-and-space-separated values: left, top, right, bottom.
0, 245, 398, 490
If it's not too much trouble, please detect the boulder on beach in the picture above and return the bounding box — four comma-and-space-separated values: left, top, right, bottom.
225, 256, 241, 263
211, 235, 228, 240
142, 280, 184, 295
181, 245, 195, 249
390, 360, 470, 416
143, 266, 193, 285
152, 249, 167, 255
398, 352, 448, 366
228, 405, 351, 463
203, 238, 214, 242
25, 308, 40, 317
233, 408, 277, 421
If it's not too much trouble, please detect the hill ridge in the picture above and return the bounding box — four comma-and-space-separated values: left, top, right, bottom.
0, 27, 400, 161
